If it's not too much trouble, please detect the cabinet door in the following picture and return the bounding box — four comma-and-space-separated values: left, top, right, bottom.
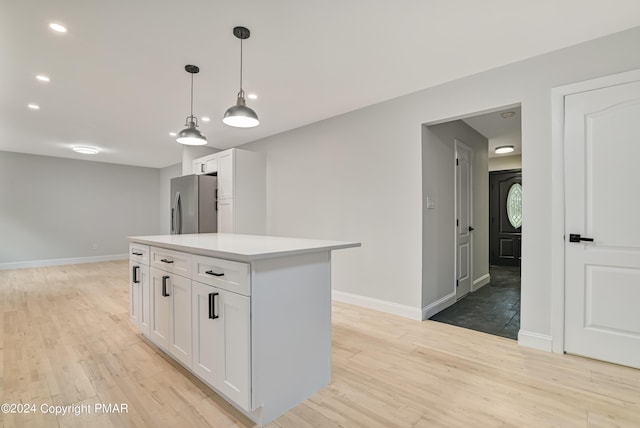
149, 267, 171, 350
169, 274, 192, 368
193, 160, 205, 175
217, 150, 234, 199
192, 283, 250, 410
204, 155, 218, 174
216, 289, 250, 410
139, 264, 151, 337
192, 281, 219, 386
129, 262, 142, 329
217, 199, 234, 233
130, 263, 151, 335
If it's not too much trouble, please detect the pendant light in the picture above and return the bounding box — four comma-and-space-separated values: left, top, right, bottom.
223, 26, 259, 128
176, 64, 207, 145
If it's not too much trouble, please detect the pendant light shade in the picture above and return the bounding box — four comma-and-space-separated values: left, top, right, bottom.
223, 26, 259, 128
177, 64, 207, 145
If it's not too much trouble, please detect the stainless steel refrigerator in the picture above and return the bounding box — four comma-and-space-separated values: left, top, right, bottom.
170, 174, 217, 234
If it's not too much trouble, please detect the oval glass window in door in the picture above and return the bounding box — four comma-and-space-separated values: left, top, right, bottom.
507, 183, 522, 228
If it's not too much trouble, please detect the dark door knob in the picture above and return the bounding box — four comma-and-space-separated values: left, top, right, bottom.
469, 226, 475, 232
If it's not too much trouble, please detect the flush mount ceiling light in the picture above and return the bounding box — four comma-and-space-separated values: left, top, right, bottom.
27, 103, 40, 110
501, 111, 516, 119
176, 64, 207, 146
49, 22, 67, 33
223, 26, 259, 128
495, 145, 515, 154
36, 74, 51, 82
72, 146, 99, 155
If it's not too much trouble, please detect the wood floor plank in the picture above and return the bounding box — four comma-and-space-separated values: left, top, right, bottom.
1, 260, 639, 427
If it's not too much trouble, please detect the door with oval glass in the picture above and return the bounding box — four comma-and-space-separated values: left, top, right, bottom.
489, 169, 522, 267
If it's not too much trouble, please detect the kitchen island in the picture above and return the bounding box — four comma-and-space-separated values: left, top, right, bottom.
128, 233, 360, 425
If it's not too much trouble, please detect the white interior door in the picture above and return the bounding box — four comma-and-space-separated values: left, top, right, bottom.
455, 140, 473, 299
564, 79, 640, 369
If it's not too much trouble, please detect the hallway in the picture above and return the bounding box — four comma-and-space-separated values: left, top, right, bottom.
429, 265, 521, 339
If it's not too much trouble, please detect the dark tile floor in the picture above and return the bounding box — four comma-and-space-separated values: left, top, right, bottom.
429, 265, 521, 340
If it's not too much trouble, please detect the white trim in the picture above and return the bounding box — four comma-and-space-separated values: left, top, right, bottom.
332, 290, 423, 321
550, 68, 640, 355
422, 292, 457, 320
518, 330, 553, 352
472, 273, 490, 292
0, 254, 128, 270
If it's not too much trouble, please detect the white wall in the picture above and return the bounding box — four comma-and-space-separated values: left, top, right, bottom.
422, 120, 489, 311
0, 151, 162, 268
241, 26, 640, 344
489, 154, 522, 171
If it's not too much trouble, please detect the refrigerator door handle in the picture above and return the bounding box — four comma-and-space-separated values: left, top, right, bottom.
170, 208, 175, 234
175, 192, 182, 234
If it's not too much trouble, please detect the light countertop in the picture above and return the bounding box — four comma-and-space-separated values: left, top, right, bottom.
129, 233, 360, 261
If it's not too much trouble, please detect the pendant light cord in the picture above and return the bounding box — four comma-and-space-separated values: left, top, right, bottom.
190, 72, 194, 118
239, 38, 244, 93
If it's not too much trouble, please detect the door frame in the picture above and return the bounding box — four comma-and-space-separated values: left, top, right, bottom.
454, 139, 473, 300
550, 68, 640, 355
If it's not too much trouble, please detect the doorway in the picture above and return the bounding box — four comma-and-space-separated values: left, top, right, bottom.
489, 169, 522, 267
427, 106, 523, 340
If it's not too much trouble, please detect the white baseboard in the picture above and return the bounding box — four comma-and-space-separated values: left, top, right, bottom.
422, 292, 456, 320
518, 330, 553, 352
332, 290, 423, 321
0, 254, 128, 270
472, 273, 490, 291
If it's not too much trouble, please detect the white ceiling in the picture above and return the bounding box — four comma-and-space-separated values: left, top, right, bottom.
2, 1, 639, 168
463, 107, 521, 158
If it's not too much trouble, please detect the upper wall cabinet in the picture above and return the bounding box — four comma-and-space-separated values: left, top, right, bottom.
193, 153, 218, 175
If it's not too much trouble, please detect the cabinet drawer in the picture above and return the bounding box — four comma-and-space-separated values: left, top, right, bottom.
150, 247, 192, 277
129, 243, 150, 264
192, 255, 250, 296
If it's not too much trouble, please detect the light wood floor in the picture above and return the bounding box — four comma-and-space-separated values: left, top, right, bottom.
1, 260, 639, 427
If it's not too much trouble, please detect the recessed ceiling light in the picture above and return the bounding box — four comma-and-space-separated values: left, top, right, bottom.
495, 145, 515, 154
501, 111, 515, 119
72, 146, 99, 155
247, 93, 258, 100
201, 117, 210, 122
36, 74, 51, 82
49, 22, 67, 33
169, 132, 177, 137
28, 103, 40, 110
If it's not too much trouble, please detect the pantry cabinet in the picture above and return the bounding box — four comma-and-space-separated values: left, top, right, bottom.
191, 148, 266, 234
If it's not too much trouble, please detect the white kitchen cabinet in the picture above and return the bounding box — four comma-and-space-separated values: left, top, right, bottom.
149, 265, 193, 369
149, 267, 170, 350
192, 148, 266, 234
217, 198, 234, 234
129, 234, 360, 426
129, 244, 150, 336
217, 149, 266, 234
193, 153, 218, 175
192, 281, 250, 410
